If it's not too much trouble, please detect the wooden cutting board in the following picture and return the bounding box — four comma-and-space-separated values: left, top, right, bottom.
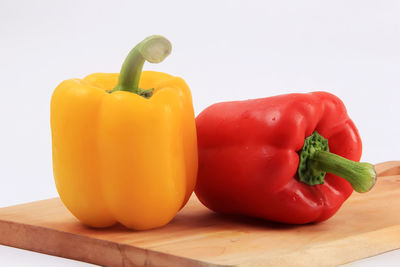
1, 161, 400, 267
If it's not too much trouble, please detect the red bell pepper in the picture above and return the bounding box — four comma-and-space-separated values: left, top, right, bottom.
195, 92, 376, 224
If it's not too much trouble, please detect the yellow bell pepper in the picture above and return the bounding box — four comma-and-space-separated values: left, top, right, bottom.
50, 35, 198, 230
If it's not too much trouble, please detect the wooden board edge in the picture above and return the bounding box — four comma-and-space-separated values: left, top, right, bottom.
0, 197, 62, 211
375, 161, 400, 177
0, 219, 222, 267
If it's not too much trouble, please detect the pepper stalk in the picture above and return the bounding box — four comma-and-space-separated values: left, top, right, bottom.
112, 35, 172, 98
298, 132, 376, 193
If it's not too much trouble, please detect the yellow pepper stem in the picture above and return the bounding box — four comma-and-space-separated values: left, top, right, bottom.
112, 35, 172, 97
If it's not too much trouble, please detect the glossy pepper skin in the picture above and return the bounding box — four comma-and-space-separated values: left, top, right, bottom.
51, 36, 197, 230
195, 92, 375, 224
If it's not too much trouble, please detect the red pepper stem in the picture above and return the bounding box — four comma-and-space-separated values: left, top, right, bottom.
309, 150, 376, 193
298, 132, 376, 193
111, 35, 172, 97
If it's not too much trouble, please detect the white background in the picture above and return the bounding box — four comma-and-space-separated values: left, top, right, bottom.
1, 0, 400, 266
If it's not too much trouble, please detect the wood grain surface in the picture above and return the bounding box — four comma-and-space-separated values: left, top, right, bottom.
0, 161, 400, 267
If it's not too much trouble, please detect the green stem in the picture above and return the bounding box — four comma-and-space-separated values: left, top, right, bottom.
111, 35, 172, 97
309, 151, 376, 193
298, 132, 376, 193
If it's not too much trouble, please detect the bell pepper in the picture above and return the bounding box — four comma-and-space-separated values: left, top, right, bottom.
51, 35, 198, 230
195, 92, 376, 224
